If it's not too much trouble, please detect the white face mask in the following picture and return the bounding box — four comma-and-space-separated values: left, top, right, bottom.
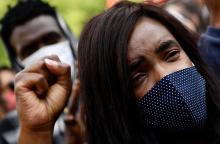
21, 41, 76, 79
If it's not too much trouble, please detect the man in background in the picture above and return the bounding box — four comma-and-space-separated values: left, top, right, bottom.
0, 0, 80, 144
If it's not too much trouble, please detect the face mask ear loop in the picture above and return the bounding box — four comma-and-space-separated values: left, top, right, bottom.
55, 12, 78, 82
15, 57, 25, 70
55, 12, 77, 60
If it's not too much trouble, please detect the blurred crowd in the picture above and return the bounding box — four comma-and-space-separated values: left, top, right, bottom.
0, 0, 220, 144
0, 67, 15, 119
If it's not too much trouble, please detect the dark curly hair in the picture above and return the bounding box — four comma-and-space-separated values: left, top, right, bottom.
0, 0, 57, 71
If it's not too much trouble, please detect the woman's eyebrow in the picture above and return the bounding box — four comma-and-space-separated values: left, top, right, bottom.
155, 40, 178, 54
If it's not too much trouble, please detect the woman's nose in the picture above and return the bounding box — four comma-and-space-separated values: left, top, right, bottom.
152, 64, 172, 83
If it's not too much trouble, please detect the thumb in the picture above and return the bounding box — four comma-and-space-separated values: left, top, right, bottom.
44, 58, 72, 92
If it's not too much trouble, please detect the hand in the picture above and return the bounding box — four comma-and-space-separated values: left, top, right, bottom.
15, 55, 72, 143
64, 79, 85, 144
204, 0, 220, 27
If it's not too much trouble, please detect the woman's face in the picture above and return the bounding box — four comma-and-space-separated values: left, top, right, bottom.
128, 17, 192, 99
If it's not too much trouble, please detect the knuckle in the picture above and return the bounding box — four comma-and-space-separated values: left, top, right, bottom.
24, 60, 44, 71
14, 72, 24, 83
57, 62, 71, 74
37, 74, 45, 82
46, 55, 60, 62
63, 63, 71, 73
52, 55, 60, 60
14, 81, 25, 92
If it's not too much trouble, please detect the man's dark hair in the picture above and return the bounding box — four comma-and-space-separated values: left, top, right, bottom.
0, 0, 57, 71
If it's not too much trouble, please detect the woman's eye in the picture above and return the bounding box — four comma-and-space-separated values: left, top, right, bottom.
132, 72, 147, 86
165, 50, 180, 62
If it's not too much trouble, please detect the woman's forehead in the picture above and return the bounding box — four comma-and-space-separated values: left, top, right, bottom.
128, 17, 176, 55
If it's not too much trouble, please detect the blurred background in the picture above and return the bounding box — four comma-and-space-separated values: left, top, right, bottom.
0, 0, 143, 67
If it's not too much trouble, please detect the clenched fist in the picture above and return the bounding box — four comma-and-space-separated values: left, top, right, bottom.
15, 55, 72, 144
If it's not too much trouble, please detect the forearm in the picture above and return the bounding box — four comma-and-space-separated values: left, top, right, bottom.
19, 127, 53, 144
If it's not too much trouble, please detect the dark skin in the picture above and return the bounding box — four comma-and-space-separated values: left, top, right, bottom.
15, 55, 72, 144
128, 17, 192, 98
10, 15, 65, 60
64, 79, 85, 144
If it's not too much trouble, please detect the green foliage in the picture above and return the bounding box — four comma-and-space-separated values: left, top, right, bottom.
0, 39, 10, 67
0, 0, 105, 67
47, 0, 105, 36
0, 0, 144, 67
0, 0, 17, 67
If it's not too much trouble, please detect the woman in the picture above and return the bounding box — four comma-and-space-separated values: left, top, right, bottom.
15, 1, 220, 144
78, 1, 220, 144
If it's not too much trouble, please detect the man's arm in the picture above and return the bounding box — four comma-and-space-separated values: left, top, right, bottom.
19, 127, 53, 144
15, 55, 72, 144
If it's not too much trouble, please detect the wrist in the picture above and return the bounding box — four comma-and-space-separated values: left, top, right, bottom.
19, 127, 53, 144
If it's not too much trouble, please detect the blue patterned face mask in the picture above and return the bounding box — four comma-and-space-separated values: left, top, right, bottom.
137, 66, 207, 130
